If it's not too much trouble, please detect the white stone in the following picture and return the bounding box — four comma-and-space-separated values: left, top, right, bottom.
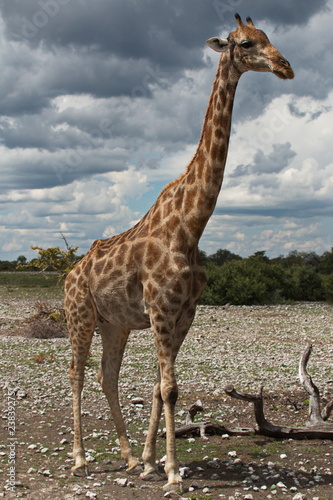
250, 474, 260, 481
114, 477, 128, 487
179, 467, 191, 478
207, 460, 220, 468
85, 492, 97, 499
131, 397, 144, 405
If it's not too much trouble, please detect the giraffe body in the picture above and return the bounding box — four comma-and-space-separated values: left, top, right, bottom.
65, 14, 294, 490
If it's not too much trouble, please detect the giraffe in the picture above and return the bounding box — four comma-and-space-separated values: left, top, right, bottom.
64, 14, 294, 491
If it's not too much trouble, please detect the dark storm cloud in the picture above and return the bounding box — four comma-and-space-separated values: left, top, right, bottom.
215, 198, 333, 219
2, 0, 214, 70
0, 0, 329, 117
230, 142, 296, 178
0, 0, 330, 194
2, 0, 328, 60
220, 0, 329, 26
0, 147, 129, 192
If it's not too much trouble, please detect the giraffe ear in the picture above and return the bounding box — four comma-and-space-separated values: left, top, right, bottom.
246, 16, 255, 27
206, 37, 229, 53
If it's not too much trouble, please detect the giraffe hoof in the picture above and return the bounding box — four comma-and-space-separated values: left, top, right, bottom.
162, 481, 183, 493
140, 469, 163, 482
71, 463, 89, 477
126, 458, 142, 474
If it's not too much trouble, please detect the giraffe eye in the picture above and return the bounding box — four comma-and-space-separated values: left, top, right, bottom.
240, 40, 253, 49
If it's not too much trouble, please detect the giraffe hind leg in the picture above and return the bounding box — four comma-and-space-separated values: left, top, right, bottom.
68, 333, 94, 475
65, 280, 96, 475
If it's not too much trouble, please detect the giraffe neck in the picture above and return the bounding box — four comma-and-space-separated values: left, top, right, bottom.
180, 52, 241, 244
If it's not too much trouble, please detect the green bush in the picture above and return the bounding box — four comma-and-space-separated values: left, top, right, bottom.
199, 249, 330, 306
200, 259, 288, 305
322, 273, 333, 302
290, 266, 324, 301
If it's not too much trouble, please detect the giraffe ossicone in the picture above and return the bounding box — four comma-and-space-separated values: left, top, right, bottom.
64, 13, 294, 491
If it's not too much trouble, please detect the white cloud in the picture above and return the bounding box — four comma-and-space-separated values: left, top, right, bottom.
0, 167, 150, 259
2, 240, 22, 253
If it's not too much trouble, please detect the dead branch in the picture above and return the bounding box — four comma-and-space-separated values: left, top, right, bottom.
224, 344, 333, 440
225, 385, 333, 440
161, 420, 252, 439
169, 344, 333, 441
323, 401, 333, 421
299, 343, 324, 424
185, 400, 204, 424
60, 232, 71, 251
160, 399, 253, 438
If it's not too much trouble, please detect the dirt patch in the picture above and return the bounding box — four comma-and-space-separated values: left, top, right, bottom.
1, 299, 333, 499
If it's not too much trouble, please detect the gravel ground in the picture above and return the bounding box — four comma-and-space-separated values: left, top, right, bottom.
1, 297, 333, 499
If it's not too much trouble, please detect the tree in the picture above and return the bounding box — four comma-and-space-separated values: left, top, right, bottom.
208, 248, 242, 266
249, 250, 269, 262
16, 255, 27, 265
319, 249, 333, 275
19, 234, 79, 280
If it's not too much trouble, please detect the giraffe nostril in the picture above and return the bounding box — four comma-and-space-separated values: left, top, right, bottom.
280, 58, 290, 68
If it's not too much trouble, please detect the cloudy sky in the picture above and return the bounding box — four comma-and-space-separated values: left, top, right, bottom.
0, 0, 332, 261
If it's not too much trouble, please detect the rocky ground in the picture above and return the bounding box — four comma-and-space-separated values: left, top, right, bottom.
1, 296, 333, 499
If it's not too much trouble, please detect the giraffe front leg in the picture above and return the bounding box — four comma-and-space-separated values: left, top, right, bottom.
98, 324, 139, 473
157, 316, 194, 490
147, 312, 192, 491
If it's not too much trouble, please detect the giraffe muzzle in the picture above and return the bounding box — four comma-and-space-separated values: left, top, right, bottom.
272, 57, 294, 80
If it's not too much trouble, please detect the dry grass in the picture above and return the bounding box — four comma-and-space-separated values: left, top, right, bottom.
14, 318, 68, 339
33, 352, 56, 363
8, 300, 68, 339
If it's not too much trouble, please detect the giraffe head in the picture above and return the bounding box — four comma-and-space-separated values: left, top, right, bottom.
206, 13, 294, 80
